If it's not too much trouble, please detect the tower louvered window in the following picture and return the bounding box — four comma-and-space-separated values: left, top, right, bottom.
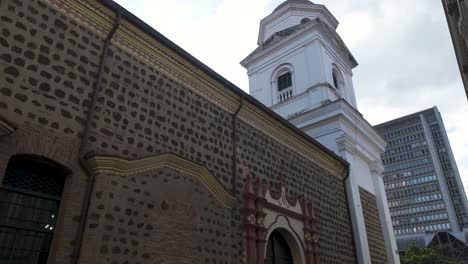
278, 72, 292, 91
0, 156, 67, 264
333, 72, 339, 88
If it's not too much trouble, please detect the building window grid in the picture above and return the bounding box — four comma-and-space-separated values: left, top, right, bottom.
384, 166, 434, 183
385, 174, 437, 191
382, 140, 427, 157
388, 193, 443, 209
390, 202, 446, 217
387, 185, 440, 204
392, 212, 449, 224
382, 148, 430, 165
387, 133, 425, 147
379, 117, 467, 236
384, 157, 433, 173
392, 213, 450, 228
430, 123, 468, 226
394, 222, 451, 235
383, 124, 423, 141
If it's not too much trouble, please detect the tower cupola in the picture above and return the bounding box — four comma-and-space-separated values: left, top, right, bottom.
258, 0, 339, 45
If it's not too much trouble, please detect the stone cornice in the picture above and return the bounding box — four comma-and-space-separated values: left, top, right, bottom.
88, 154, 237, 208
368, 161, 385, 176
289, 100, 387, 152
114, 20, 241, 113
242, 20, 357, 71
336, 134, 357, 154
43, 0, 348, 179
258, 3, 339, 45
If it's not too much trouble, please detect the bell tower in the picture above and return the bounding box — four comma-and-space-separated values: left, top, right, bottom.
241, 0, 358, 119
241, 1, 400, 263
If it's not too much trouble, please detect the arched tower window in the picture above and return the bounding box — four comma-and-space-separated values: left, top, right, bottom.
272, 64, 295, 104
332, 66, 344, 91
332, 71, 339, 89
266, 230, 293, 264
0, 155, 68, 263
300, 17, 311, 24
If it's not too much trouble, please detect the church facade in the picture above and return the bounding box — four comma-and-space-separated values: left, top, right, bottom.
241, 1, 399, 263
0, 0, 392, 263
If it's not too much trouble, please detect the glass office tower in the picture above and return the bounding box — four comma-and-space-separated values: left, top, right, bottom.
375, 107, 468, 253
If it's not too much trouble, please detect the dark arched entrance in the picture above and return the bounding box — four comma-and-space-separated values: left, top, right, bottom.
266, 230, 294, 264
0, 155, 68, 263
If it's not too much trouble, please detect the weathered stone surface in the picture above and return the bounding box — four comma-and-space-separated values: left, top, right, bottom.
360, 187, 388, 264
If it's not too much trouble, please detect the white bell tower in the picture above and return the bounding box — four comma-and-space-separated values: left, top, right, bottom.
240, 0, 359, 118
241, 1, 400, 263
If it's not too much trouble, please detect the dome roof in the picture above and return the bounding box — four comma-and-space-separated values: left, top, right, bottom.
273, 0, 315, 12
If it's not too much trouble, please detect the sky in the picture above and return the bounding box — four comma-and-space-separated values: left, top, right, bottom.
113, 0, 468, 196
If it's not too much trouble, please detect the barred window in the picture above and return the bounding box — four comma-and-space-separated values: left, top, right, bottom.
0, 155, 67, 264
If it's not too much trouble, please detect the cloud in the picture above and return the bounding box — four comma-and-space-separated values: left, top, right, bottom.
116, 0, 468, 196
338, 12, 372, 48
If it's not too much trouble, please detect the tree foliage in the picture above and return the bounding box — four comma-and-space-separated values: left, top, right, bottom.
401, 241, 465, 264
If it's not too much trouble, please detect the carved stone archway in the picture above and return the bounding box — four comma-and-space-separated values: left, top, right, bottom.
242, 175, 319, 264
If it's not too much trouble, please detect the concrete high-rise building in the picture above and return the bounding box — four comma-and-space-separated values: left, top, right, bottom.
241, 1, 399, 263
441, 0, 468, 100
375, 107, 468, 253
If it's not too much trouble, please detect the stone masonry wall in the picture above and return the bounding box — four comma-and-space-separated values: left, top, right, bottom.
0, 0, 102, 263
79, 167, 232, 264
0, 0, 357, 263
0, 0, 102, 137
360, 187, 388, 264
237, 121, 356, 263
88, 43, 235, 190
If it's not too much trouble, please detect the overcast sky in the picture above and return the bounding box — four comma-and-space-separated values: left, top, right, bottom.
114, 0, 468, 196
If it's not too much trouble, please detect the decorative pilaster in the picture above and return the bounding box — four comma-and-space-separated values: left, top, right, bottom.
242, 175, 259, 264
302, 200, 319, 264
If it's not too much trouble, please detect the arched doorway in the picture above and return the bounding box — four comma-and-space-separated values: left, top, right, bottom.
0, 155, 68, 263
266, 230, 294, 264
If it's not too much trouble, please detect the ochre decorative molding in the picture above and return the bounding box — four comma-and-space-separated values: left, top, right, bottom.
42, 0, 347, 178
0, 119, 15, 137
43, 0, 115, 38
114, 20, 241, 113
87, 154, 237, 208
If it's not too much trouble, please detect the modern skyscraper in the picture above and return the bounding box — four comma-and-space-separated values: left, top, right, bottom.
375, 106, 468, 253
